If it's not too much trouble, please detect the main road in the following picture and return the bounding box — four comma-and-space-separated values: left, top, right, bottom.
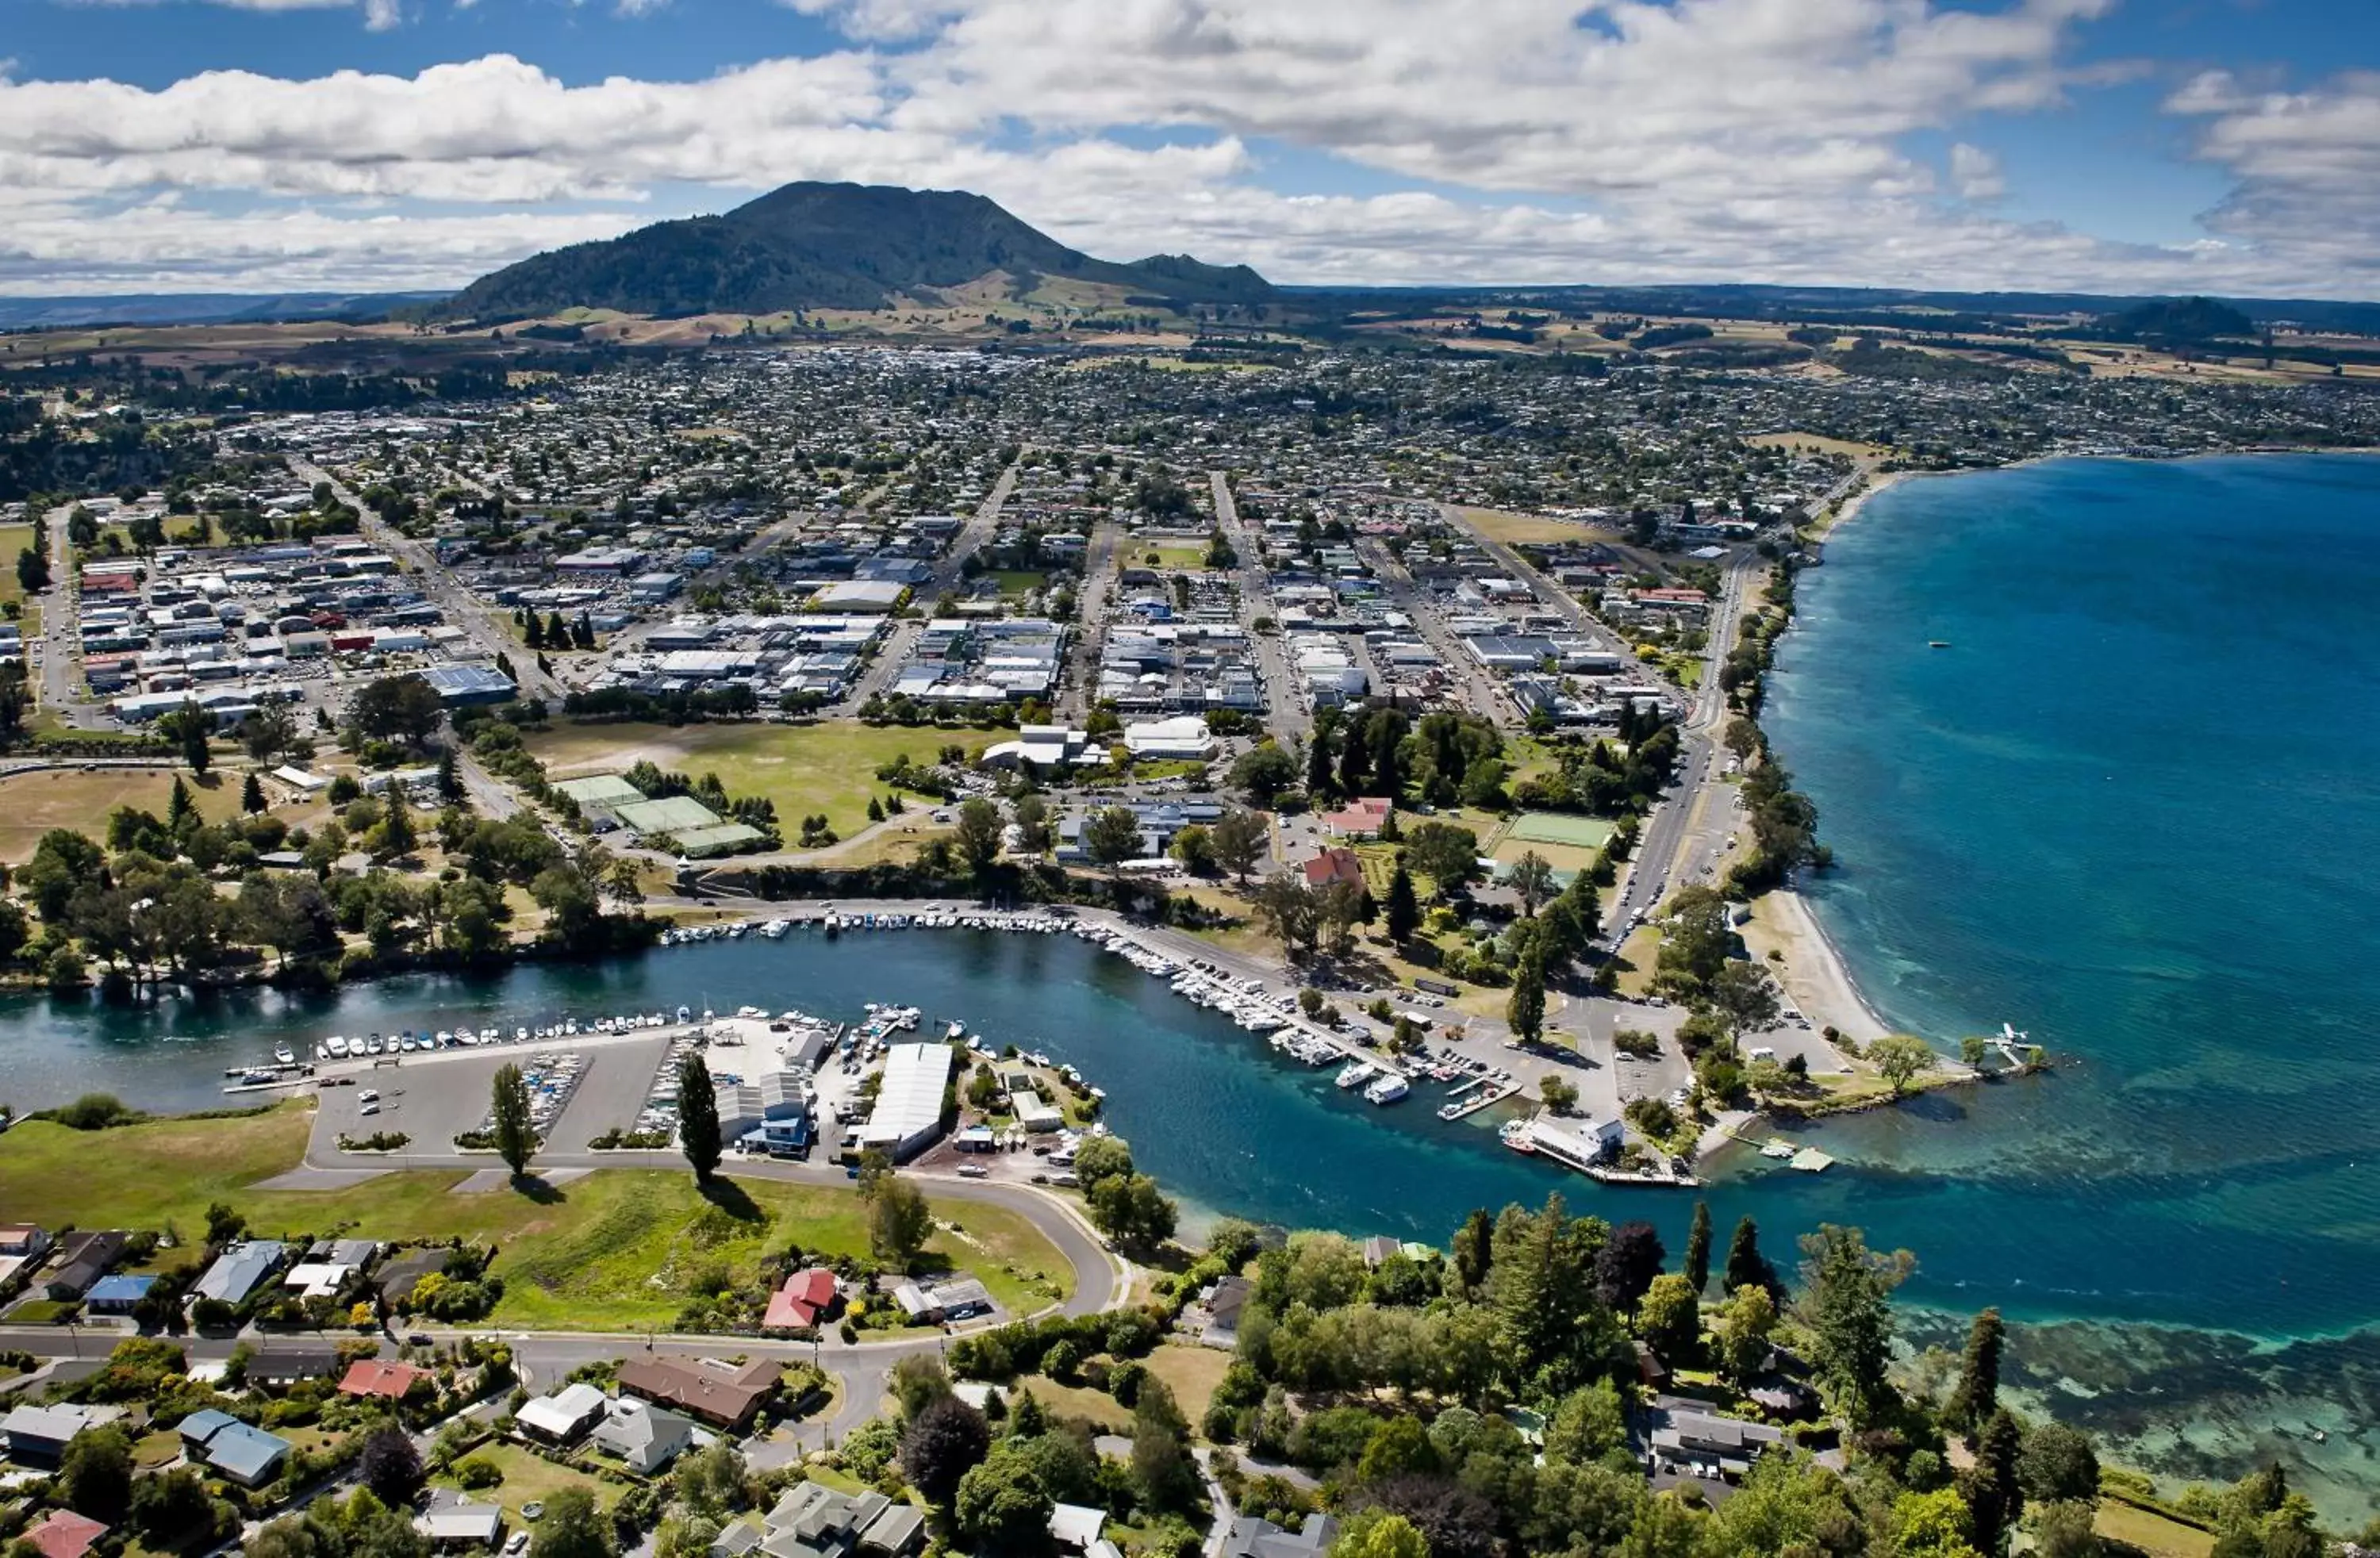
838, 458, 1023, 712
1208, 470, 1304, 741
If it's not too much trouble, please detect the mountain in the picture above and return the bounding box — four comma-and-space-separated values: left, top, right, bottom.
0, 292, 446, 329
2097, 295, 2258, 344
439, 182, 1273, 321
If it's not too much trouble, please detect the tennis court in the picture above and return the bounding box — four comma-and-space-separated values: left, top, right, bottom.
1504, 812, 1617, 850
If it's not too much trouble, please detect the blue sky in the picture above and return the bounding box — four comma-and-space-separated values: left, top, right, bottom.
2, 0, 2376, 298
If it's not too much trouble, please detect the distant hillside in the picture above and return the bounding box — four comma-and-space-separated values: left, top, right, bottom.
2097, 295, 2257, 344
439, 182, 1273, 321
0, 292, 445, 329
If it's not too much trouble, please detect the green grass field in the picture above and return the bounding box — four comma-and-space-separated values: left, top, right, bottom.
433, 1441, 618, 1525
2096, 1500, 2215, 1558
1129, 542, 1210, 572
0, 767, 307, 863
0, 1106, 1069, 1331
0, 525, 35, 606
524, 720, 1016, 842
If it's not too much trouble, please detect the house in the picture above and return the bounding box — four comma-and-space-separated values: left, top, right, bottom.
42, 1230, 128, 1301
1050, 1503, 1106, 1550
0, 1225, 53, 1259
416, 1501, 505, 1550
1222, 1514, 1340, 1558
517, 1381, 611, 1444
762, 1268, 840, 1332
250, 1341, 342, 1385
24, 1510, 109, 1558
1299, 847, 1365, 890
758, 1479, 925, 1558
1361, 1236, 1400, 1268
615, 1355, 780, 1429
1647, 1403, 1784, 1480
193, 1239, 288, 1305
84, 1273, 157, 1314
1, 1403, 124, 1464
339, 1358, 433, 1401
1199, 1275, 1253, 1349
1010, 1090, 1066, 1134
593, 1400, 697, 1474
1319, 797, 1395, 838
889, 1276, 992, 1324
708, 1522, 764, 1558
178, 1409, 294, 1487
376, 1247, 448, 1304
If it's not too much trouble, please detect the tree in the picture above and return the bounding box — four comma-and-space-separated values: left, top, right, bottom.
867, 1176, 935, 1270
1403, 822, 1479, 898
1871, 1034, 1937, 1095
954, 1449, 1054, 1554
360, 1423, 425, 1508
1544, 1379, 1627, 1465
1169, 823, 1215, 876
1451, 1207, 1494, 1296
1715, 1283, 1778, 1383
1508, 850, 1556, 915
1012, 794, 1052, 854
2034, 1499, 2103, 1558
160, 701, 213, 774
954, 798, 1004, 880
1130, 1378, 1200, 1513
1088, 1172, 1177, 1253
59, 1424, 134, 1522
1796, 1224, 1913, 1426
130, 1466, 225, 1550
1595, 1220, 1666, 1313
1210, 809, 1267, 882
16, 547, 50, 594
528, 1487, 615, 1558
241, 770, 267, 814
242, 701, 298, 764
1507, 946, 1547, 1045
490, 1062, 536, 1176
1964, 1407, 2026, 1553
2019, 1423, 2102, 1506
1683, 1201, 1713, 1295
1072, 1134, 1134, 1189
1229, 743, 1299, 805
350, 675, 448, 749
1724, 1215, 1779, 1299
678, 1051, 721, 1182
1083, 804, 1144, 867
1944, 1306, 2005, 1437
1637, 1272, 1702, 1360
1330, 1511, 1430, 1558
1255, 876, 1322, 954
901, 1394, 991, 1505
1537, 1073, 1578, 1113
1384, 861, 1420, 943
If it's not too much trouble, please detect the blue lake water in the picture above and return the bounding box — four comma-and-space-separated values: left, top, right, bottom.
4, 454, 2378, 1506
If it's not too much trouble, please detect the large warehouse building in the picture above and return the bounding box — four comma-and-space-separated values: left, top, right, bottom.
861, 1043, 954, 1161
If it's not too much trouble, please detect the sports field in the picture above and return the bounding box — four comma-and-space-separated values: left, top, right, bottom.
1489, 811, 1615, 876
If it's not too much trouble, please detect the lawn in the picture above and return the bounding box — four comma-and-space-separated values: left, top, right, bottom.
524, 720, 1015, 842
1007, 1374, 1133, 1433
0, 767, 267, 863
433, 1440, 619, 1525
0, 1107, 1070, 1332
1128, 542, 1211, 572
1451, 506, 1614, 547
2095, 1499, 2215, 1558
992, 570, 1054, 598
1142, 1344, 1232, 1426
0, 524, 35, 605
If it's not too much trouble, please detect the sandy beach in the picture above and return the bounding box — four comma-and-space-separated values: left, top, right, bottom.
1739, 887, 1897, 1048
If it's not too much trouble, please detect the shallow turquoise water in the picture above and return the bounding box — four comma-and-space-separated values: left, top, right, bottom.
1762, 454, 2380, 1340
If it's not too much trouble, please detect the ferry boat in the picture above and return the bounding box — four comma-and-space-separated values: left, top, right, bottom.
1335, 1061, 1376, 1090
1365, 1074, 1410, 1105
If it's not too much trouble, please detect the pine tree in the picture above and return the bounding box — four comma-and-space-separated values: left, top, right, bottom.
1452, 1207, 1494, 1296
1507, 946, 1547, 1045
240, 771, 266, 814
491, 1062, 536, 1176
524, 612, 545, 650
1305, 728, 1336, 800
1724, 1215, 1775, 1297
1683, 1200, 1713, 1295
167, 775, 195, 834
1372, 715, 1404, 800
1944, 1306, 2005, 1437
382, 794, 416, 856
677, 1050, 721, 1182
545, 610, 570, 646
1384, 861, 1421, 944
437, 747, 463, 802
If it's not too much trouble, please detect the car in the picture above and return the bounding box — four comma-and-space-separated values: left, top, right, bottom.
408, 1332, 433, 1347
359, 1102, 381, 1116
359, 1088, 381, 1103
505, 1534, 530, 1556
955, 1164, 989, 1178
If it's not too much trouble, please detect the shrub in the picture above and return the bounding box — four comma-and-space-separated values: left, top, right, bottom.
455, 1456, 504, 1489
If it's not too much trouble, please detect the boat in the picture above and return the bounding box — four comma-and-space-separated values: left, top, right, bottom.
1335, 1061, 1376, 1090
676, 1005, 693, 1024
1365, 1074, 1410, 1105
1929, 639, 1951, 649
273, 1043, 297, 1067
326, 1035, 349, 1058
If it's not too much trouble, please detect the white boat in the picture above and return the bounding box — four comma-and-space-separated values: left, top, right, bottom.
1365, 1075, 1410, 1105
326, 1036, 350, 1058
273, 1043, 297, 1066
365, 1035, 383, 1055
1335, 1061, 1376, 1090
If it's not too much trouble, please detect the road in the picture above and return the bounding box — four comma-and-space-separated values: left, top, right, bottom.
1357, 536, 1514, 728
838, 459, 1023, 712
1432, 501, 1638, 666
1207, 470, 1304, 740
33, 501, 102, 727
1058, 520, 1122, 720
286, 457, 559, 703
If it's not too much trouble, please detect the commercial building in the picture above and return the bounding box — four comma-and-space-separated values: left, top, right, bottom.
860, 1042, 954, 1161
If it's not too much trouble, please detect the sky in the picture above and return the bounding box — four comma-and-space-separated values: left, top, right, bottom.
2, 0, 2378, 300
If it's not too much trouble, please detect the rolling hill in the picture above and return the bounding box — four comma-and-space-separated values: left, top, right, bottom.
437, 182, 1273, 321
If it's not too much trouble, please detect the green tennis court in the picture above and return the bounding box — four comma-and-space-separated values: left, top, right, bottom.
1504, 811, 1617, 850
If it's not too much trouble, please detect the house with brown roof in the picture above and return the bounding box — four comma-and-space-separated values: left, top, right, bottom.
1300, 847, 1365, 890
1319, 797, 1394, 838
616, 1355, 780, 1429
25, 1510, 109, 1558
762, 1268, 840, 1332
339, 1358, 434, 1401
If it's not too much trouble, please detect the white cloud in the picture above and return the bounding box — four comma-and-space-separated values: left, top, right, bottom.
2, 0, 2376, 297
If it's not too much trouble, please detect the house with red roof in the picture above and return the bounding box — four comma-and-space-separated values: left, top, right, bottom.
1300, 848, 1365, 891
338, 1358, 433, 1401
762, 1268, 841, 1331
25, 1510, 108, 1558
1319, 797, 1395, 838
